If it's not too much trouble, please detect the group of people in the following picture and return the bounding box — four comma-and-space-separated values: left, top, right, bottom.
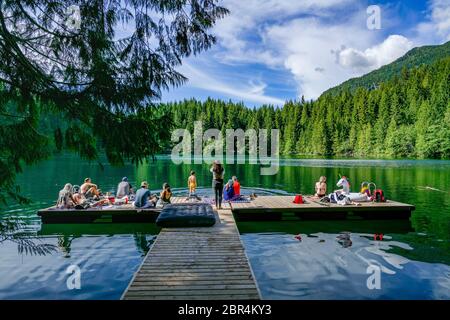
56, 177, 106, 209
133, 181, 173, 209
56, 168, 380, 210
56, 176, 172, 210
313, 175, 376, 205
187, 161, 242, 209
55, 160, 241, 210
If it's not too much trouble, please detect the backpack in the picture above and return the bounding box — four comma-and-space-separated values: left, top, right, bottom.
371, 189, 385, 202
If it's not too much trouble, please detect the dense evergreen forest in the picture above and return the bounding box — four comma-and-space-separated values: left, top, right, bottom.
14, 52, 450, 163
163, 56, 450, 159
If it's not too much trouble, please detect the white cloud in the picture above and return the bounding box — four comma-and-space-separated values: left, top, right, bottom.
210, 0, 391, 99
213, 0, 355, 65
261, 16, 377, 98
416, 0, 450, 43
431, 0, 450, 40
337, 35, 413, 71
178, 63, 285, 105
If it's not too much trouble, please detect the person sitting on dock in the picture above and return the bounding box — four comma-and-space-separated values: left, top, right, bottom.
134, 181, 157, 209
160, 183, 172, 204
228, 176, 246, 201
223, 179, 235, 201
188, 171, 197, 196
71, 185, 86, 206
315, 176, 327, 198
116, 177, 134, 199
56, 183, 75, 209
232, 176, 241, 197
80, 177, 101, 199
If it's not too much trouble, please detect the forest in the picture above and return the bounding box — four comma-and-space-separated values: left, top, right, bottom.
162, 56, 450, 159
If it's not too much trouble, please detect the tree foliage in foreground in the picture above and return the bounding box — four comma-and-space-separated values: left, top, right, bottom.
0, 0, 228, 204
163, 57, 450, 159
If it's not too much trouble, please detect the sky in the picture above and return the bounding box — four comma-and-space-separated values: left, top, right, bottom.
160, 0, 450, 107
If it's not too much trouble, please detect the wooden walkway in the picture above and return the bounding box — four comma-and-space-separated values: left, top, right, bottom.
121, 208, 260, 300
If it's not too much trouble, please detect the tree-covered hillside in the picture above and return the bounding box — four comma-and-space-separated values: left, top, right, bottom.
163, 56, 450, 159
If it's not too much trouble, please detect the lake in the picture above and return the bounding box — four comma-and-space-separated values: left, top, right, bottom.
0, 154, 449, 299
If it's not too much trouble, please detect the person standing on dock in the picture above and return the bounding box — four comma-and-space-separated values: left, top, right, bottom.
188, 171, 197, 196
134, 181, 157, 209
210, 161, 224, 209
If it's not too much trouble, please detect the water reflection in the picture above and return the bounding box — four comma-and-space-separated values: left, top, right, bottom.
0, 223, 158, 299
336, 232, 352, 248
0, 236, 156, 299
39, 223, 159, 257
242, 232, 450, 300
0, 218, 57, 256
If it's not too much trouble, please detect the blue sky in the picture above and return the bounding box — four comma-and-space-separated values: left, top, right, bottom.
160, 0, 450, 107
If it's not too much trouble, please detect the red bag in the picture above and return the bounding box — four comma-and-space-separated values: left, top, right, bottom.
371, 190, 386, 202
293, 194, 304, 204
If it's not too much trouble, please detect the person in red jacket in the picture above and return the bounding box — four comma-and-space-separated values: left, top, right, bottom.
232, 176, 241, 197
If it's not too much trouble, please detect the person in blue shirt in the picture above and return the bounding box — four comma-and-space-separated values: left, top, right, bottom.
134, 181, 157, 209
223, 179, 235, 201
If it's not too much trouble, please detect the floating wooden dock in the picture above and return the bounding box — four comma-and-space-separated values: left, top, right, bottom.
37, 195, 414, 223
122, 208, 260, 300
230, 196, 415, 220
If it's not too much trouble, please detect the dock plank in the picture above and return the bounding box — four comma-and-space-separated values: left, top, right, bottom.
121, 207, 260, 300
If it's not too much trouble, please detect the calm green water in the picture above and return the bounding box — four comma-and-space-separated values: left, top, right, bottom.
0, 154, 449, 299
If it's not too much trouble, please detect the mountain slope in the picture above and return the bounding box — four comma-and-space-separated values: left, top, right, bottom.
324, 41, 450, 96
